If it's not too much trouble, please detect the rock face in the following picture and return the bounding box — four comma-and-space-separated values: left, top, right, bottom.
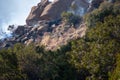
26, 0, 111, 26
1, 0, 111, 50
26, 0, 74, 26
26, 0, 50, 26
26, 0, 92, 26
40, 0, 73, 20
0, 22, 87, 50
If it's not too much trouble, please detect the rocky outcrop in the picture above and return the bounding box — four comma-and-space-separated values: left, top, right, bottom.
40, 23, 87, 50
1, 0, 111, 50
40, 0, 73, 20
0, 21, 87, 50
26, 0, 73, 26
26, 0, 92, 26
26, 0, 50, 26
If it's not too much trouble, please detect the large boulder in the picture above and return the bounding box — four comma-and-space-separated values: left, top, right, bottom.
26, 0, 97, 26
26, 0, 50, 26
40, 0, 73, 20
26, 0, 73, 26
26, 0, 110, 26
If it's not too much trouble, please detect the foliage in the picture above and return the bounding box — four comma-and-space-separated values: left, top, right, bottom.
61, 12, 81, 26
0, 42, 78, 80
0, 49, 27, 80
1, 15, 119, 80
109, 54, 120, 80
67, 15, 120, 80
84, 1, 120, 27
0, 1, 120, 80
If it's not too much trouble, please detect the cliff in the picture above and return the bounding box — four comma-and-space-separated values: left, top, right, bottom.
26, 0, 94, 26
26, 0, 50, 26
0, 0, 111, 50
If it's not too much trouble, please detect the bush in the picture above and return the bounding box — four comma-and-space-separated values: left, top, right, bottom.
84, 1, 120, 27
109, 53, 120, 80
61, 12, 81, 26
67, 15, 120, 80
0, 49, 27, 80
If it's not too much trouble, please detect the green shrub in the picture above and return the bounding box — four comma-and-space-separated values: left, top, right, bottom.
84, 2, 120, 27
61, 12, 81, 26
67, 15, 120, 80
109, 53, 120, 80
0, 49, 27, 80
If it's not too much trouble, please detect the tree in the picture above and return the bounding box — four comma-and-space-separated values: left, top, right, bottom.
109, 53, 120, 80
0, 49, 26, 80
84, 2, 120, 27
67, 15, 120, 80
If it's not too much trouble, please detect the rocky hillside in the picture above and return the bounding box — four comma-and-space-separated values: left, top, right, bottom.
26, 0, 94, 26
0, 0, 120, 79
0, 0, 114, 50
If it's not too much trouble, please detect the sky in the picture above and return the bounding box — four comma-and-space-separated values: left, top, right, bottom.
0, 0, 54, 39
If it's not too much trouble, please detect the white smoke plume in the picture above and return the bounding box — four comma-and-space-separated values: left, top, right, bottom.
0, 0, 56, 39
0, 0, 41, 39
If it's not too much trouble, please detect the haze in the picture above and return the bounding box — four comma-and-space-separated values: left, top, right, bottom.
0, 0, 54, 39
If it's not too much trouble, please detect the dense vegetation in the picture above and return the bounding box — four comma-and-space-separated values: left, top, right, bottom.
0, 1, 120, 80
84, 1, 120, 27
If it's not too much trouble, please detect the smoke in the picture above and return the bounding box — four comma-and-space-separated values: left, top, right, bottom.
0, 0, 54, 39
0, 0, 40, 39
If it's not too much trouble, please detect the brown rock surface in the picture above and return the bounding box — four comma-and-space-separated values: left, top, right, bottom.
26, 0, 106, 26
0, 0, 115, 50
26, 0, 50, 25
26, 0, 96, 26
26, 0, 74, 25
40, 0, 73, 20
